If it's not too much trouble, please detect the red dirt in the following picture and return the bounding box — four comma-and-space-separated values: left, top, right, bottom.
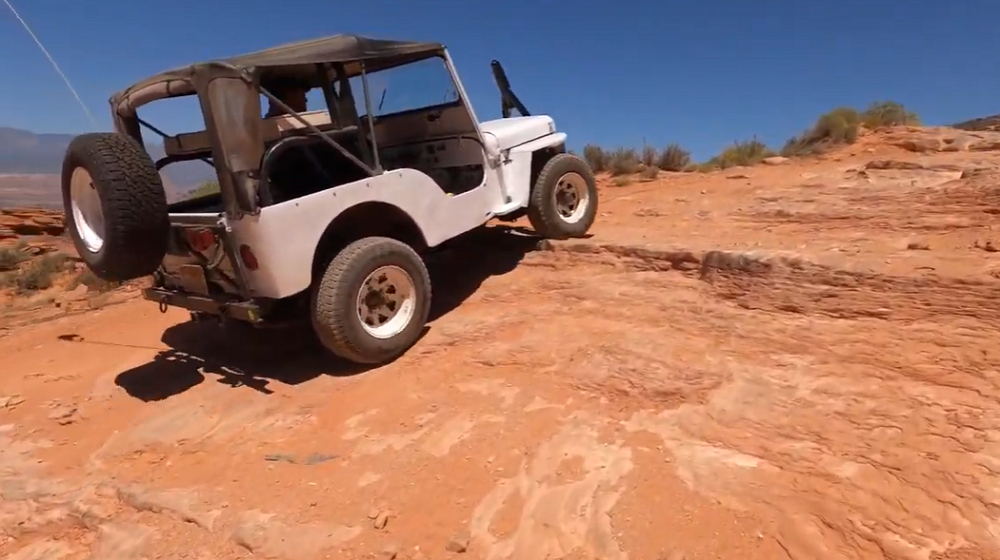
2, 126, 1000, 560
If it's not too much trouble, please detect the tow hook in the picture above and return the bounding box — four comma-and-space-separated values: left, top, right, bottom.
158, 298, 169, 314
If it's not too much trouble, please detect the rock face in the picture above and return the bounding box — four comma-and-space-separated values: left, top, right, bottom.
0, 209, 65, 240
952, 114, 1000, 132
882, 126, 1000, 153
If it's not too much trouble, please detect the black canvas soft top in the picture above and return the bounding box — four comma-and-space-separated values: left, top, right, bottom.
111, 34, 444, 116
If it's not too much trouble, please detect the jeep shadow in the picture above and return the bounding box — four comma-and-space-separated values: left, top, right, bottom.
112, 225, 540, 402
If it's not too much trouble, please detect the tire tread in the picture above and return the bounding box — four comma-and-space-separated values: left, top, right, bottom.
526, 153, 598, 239
311, 236, 431, 364
61, 132, 169, 281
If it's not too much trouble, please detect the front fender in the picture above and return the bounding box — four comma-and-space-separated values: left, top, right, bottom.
501, 132, 568, 209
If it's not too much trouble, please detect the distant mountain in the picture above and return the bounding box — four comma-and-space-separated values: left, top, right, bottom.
0, 127, 214, 208
952, 115, 1000, 132
0, 127, 75, 175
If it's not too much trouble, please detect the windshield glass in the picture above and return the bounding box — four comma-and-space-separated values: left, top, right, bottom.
348, 56, 459, 119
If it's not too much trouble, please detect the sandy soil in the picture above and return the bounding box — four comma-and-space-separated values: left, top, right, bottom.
3, 126, 1000, 560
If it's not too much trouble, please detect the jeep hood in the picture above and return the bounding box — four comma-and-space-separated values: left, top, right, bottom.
479, 116, 555, 153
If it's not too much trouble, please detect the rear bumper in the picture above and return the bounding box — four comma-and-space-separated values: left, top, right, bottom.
142, 288, 263, 323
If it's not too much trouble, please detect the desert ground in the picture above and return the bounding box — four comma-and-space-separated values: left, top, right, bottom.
2, 125, 1000, 560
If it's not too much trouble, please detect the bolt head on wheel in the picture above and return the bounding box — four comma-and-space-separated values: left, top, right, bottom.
356, 265, 418, 340
551, 172, 591, 225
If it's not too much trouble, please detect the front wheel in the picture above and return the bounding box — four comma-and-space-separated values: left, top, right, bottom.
527, 153, 598, 239
311, 237, 432, 365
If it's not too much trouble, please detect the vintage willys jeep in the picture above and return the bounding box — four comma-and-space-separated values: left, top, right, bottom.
61, 34, 598, 364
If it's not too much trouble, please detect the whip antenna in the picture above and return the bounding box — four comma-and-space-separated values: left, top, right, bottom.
2, 0, 99, 130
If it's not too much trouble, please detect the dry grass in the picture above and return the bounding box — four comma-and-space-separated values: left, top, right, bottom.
584, 143, 694, 176
186, 180, 222, 200
862, 100, 920, 129
705, 137, 774, 169
583, 144, 609, 173
638, 166, 659, 182
657, 144, 692, 172
0, 252, 72, 293
782, 101, 920, 157
0, 244, 28, 272
608, 148, 641, 176
68, 270, 121, 293
782, 107, 862, 157
15, 253, 71, 293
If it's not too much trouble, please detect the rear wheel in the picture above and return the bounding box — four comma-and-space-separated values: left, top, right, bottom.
311, 237, 432, 364
61, 132, 169, 282
527, 153, 598, 239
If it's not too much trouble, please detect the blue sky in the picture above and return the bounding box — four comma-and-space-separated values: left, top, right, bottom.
1, 0, 998, 161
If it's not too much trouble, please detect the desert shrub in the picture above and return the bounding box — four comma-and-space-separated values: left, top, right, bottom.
862, 100, 920, 128
69, 269, 120, 293
582, 144, 608, 172
782, 107, 861, 157
815, 107, 862, 142
638, 166, 659, 182
707, 137, 774, 169
16, 253, 70, 293
0, 246, 27, 272
656, 143, 692, 171
613, 176, 633, 187
607, 148, 641, 176
640, 146, 658, 168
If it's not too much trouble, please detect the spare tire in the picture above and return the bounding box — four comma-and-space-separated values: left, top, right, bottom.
61, 132, 170, 282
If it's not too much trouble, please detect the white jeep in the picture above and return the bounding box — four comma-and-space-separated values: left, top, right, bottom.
61, 34, 597, 364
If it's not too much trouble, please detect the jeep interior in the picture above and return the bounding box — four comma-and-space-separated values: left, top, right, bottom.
157, 56, 487, 212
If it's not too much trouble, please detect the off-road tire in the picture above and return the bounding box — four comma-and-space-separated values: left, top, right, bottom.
527, 153, 598, 239
61, 132, 169, 282
311, 237, 432, 365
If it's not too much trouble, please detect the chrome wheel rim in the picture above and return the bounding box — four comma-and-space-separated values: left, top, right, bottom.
356, 265, 417, 339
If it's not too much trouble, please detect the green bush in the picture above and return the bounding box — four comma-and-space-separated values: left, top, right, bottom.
656, 143, 692, 172
706, 137, 774, 169
862, 100, 920, 128
782, 107, 861, 157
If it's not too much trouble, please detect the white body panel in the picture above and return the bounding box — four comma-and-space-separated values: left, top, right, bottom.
477, 115, 566, 214
497, 131, 567, 211
479, 116, 555, 151
229, 167, 500, 298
